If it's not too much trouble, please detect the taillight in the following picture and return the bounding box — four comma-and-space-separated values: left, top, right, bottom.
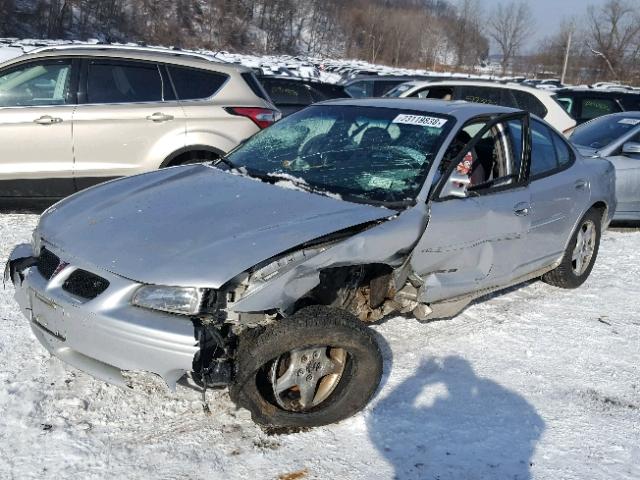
224, 107, 281, 129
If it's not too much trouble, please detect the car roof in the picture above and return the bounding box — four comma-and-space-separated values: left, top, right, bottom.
555, 87, 640, 97
2, 46, 253, 74
316, 98, 520, 121
400, 80, 554, 97
345, 76, 427, 84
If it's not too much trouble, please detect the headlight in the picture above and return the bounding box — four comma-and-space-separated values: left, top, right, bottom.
132, 285, 205, 315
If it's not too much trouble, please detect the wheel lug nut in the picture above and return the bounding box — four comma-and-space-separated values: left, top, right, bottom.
297, 369, 305, 376
313, 352, 319, 359
306, 374, 313, 382
301, 355, 308, 362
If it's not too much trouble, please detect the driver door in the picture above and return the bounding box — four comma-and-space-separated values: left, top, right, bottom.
411, 113, 533, 303
0, 58, 76, 197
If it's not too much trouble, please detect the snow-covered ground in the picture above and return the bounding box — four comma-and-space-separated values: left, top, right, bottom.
0, 212, 638, 480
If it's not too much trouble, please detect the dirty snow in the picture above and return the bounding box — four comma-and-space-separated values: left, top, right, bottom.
0, 212, 639, 480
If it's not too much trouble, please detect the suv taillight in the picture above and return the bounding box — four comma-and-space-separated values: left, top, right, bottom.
224, 107, 281, 129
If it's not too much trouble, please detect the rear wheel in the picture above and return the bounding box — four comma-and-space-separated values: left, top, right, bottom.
542, 209, 602, 289
229, 306, 383, 428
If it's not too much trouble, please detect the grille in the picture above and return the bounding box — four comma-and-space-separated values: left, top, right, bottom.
62, 269, 110, 300
37, 248, 60, 280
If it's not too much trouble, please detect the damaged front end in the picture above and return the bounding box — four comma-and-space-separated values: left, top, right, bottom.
5, 185, 438, 397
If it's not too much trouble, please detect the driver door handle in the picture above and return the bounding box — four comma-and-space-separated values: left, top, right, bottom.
513, 202, 530, 216
146, 112, 174, 122
34, 115, 63, 125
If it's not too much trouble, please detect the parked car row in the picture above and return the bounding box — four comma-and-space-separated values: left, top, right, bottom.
0, 45, 636, 431
384, 80, 577, 134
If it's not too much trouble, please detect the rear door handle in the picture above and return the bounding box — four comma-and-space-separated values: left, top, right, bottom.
574, 179, 588, 190
146, 112, 174, 122
513, 202, 530, 216
34, 115, 63, 125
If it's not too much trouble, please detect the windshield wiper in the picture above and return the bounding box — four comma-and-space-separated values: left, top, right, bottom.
213, 157, 237, 170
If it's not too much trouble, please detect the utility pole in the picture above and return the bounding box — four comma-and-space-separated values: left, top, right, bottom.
561, 29, 573, 84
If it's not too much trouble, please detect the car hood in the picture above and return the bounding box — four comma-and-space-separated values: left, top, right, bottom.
39, 165, 393, 288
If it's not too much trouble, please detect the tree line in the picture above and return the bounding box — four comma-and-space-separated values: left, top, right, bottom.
0, 0, 638, 84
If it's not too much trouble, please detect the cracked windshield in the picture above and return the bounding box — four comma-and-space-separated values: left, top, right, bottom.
225, 105, 453, 206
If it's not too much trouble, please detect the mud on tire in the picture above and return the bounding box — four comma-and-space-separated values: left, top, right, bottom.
542, 208, 602, 289
229, 306, 383, 428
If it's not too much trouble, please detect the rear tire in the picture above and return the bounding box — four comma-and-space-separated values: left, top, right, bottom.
229, 306, 383, 428
542, 208, 602, 289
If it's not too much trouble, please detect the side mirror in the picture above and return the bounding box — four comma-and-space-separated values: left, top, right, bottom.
622, 141, 640, 156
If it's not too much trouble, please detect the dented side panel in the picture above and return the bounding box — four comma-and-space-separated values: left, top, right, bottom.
410, 188, 531, 303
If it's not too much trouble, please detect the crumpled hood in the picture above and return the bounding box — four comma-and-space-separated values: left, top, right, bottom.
575, 146, 598, 157
39, 165, 392, 288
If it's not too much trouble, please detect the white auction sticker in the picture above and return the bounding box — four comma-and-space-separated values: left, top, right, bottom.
393, 114, 448, 128
618, 118, 640, 125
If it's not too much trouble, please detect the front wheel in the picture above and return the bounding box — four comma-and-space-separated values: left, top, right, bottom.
542, 209, 602, 289
229, 306, 383, 428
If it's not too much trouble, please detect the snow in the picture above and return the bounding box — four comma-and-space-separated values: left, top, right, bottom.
1, 212, 638, 479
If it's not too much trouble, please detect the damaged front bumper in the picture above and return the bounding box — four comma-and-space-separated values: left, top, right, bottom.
6, 243, 200, 390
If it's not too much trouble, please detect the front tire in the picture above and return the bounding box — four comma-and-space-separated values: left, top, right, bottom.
542, 208, 602, 289
229, 306, 383, 428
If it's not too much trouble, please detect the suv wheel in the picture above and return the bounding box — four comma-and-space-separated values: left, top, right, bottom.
229, 306, 383, 428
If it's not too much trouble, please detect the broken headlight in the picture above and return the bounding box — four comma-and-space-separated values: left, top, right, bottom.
249, 245, 330, 288
132, 285, 206, 315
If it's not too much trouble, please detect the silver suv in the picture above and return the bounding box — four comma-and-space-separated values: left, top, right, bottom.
0, 45, 279, 201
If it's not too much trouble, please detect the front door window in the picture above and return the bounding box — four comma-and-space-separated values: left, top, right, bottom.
0, 59, 71, 107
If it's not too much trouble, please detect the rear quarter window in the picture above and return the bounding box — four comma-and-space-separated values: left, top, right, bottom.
168, 66, 228, 100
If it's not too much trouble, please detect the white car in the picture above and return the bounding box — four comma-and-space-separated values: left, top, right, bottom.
386, 80, 576, 134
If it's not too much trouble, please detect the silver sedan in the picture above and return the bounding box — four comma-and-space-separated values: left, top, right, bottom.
6, 99, 616, 429
571, 111, 640, 222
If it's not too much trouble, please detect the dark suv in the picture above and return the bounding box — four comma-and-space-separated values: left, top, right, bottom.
555, 88, 640, 125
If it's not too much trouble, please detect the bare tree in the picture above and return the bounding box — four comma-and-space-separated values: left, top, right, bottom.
586, 0, 640, 81
487, 0, 534, 74
448, 0, 486, 68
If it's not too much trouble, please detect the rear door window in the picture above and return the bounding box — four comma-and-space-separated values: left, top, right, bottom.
530, 120, 559, 177
87, 60, 162, 104
168, 66, 228, 100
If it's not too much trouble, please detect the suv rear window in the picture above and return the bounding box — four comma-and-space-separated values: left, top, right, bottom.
261, 79, 313, 105
581, 98, 620, 121
168, 66, 228, 100
87, 61, 162, 104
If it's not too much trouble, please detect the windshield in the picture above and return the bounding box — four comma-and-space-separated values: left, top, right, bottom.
224, 105, 453, 206
571, 114, 640, 149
